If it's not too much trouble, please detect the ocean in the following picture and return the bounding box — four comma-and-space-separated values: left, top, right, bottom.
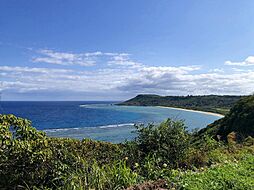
0, 101, 222, 143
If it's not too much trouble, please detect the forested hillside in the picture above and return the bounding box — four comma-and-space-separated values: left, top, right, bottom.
199, 95, 254, 142
119, 94, 245, 114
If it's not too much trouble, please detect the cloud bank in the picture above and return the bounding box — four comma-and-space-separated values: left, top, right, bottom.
1, 49, 254, 100
225, 56, 254, 66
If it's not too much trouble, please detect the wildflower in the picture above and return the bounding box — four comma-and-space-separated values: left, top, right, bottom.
124, 157, 128, 160
134, 163, 139, 168
163, 163, 167, 168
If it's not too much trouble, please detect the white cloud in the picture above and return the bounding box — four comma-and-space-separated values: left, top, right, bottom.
225, 56, 254, 66
32, 49, 133, 67
0, 66, 71, 73
32, 49, 97, 66
209, 68, 224, 73
2, 50, 253, 99
108, 53, 142, 67
84, 51, 102, 56
1, 63, 253, 97
116, 66, 254, 95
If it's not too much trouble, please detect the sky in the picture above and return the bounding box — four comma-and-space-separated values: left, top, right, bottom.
1, 0, 254, 101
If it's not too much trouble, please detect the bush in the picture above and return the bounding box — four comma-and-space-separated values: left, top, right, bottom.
124, 119, 191, 169
0, 114, 122, 189
183, 135, 222, 168
0, 114, 51, 188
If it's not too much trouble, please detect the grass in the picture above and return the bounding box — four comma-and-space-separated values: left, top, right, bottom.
169, 153, 254, 190
60, 160, 140, 190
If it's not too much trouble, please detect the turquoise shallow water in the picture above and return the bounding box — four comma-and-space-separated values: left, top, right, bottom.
1, 101, 222, 143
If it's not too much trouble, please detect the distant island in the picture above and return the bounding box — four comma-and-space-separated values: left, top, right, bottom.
118, 94, 245, 115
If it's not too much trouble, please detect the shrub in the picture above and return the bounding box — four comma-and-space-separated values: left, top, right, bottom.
0, 114, 122, 189
124, 119, 191, 168
183, 135, 222, 168
0, 114, 51, 188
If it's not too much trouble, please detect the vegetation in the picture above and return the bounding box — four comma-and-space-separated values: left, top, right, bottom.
0, 114, 122, 189
118, 94, 244, 115
199, 95, 254, 142
167, 149, 254, 190
123, 120, 191, 169
0, 95, 254, 189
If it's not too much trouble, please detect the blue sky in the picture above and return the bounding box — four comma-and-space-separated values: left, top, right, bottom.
1, 0, 254, 100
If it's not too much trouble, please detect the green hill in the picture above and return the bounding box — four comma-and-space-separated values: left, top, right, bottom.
199, 95, 254, 142
119, 94, 244, 115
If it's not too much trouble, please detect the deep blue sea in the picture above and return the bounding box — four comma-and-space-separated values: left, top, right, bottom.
0, 101, 222, 143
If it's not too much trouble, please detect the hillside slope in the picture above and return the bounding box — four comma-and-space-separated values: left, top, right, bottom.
199, 95, 254, 141
119, 94, 244, 114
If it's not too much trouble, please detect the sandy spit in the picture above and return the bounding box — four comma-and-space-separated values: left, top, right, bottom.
156, 106, 224, 118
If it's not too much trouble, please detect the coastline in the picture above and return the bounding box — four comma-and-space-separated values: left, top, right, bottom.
156, 106, 224, 117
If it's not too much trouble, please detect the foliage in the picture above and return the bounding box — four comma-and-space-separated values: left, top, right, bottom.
0, 114, 122, 189
183, 135, 222, 168
168, 146, 254, 190
118, 94, 244, 114
124, 119, 190, 169
0, 114, 50, 188
60, 160, 139, 190
199, 95, 254, 142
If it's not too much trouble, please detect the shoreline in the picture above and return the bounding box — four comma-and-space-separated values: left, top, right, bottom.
156, 106, 224, 117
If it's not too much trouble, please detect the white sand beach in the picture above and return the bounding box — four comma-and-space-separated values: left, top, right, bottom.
156, 106, 224, 118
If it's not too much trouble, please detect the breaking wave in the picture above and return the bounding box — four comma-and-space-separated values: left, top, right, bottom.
43, 123, 135, 133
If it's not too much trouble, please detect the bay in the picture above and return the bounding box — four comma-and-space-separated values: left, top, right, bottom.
0, 101, 222, 143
